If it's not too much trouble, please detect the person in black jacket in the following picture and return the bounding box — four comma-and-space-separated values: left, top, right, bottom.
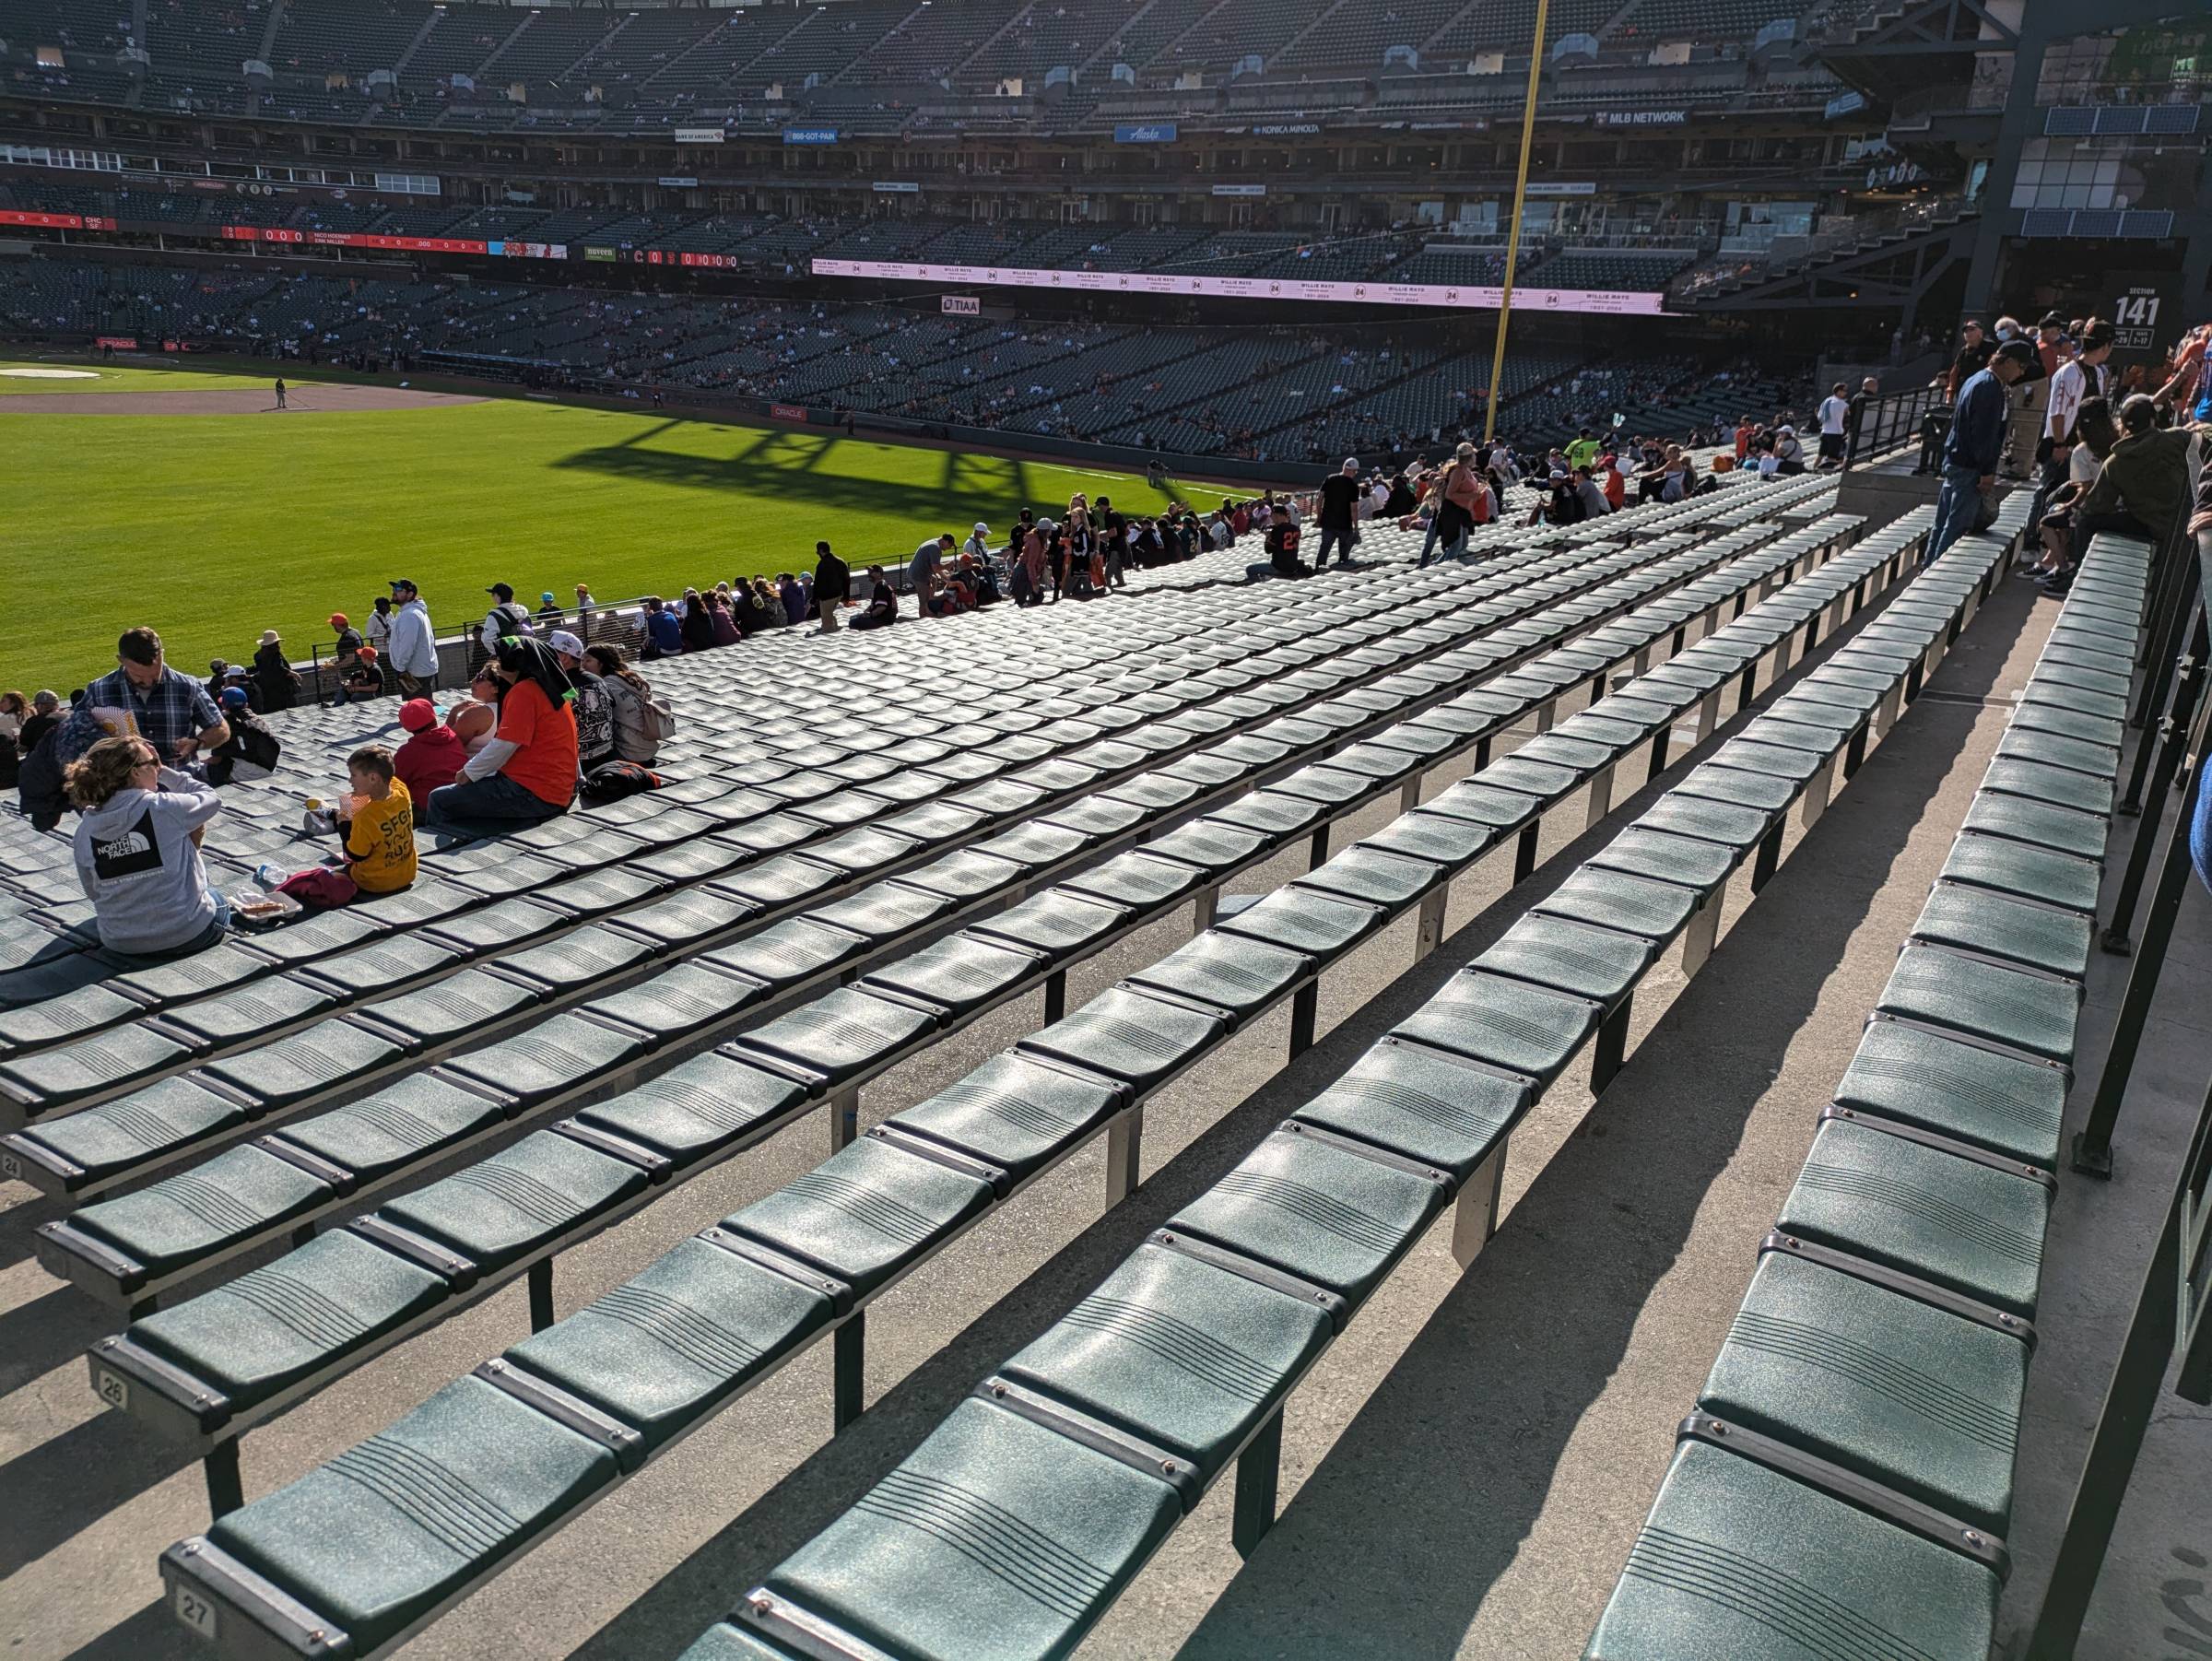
1264, 502, 1310, 578
205, 686, 283, 784
678, 588, 718, 653
1315, 457, 1362, 570
814, 541, 851, 632
252, 633, 300, 712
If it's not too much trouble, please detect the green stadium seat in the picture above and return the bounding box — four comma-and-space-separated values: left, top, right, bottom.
1936, 833, 2102, 913
889, 1053, 1127, 1183
1875, 944, 2082, 1066
723, 1134, 994, 1295
1697, 1247, 2027, 1533
193, 1374, 620, 1654
571, 1053, 809, 1169
1290, 1033, 1528, 1183
1833, 1019, 2066, 1167
997, 1240, 1332, 1481
1584, 1439, 1998, 1660
1774, 1114, 2051, 1319
1017, 987, 1226, 1091
1125, 933, 1311, 1028
753, 1397, 1182, 1661
440, 1012, 651, 1107
503, 1234, 836, 1456
1393, 969, 1603, 1084
1164, 1124, 1449, 1305
733, 989, 939, 1090
377, 1130, 653, 1273
275, 1073, 514, 1185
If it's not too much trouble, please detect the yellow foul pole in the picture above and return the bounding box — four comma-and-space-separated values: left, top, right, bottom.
1483, 0, 1551, 445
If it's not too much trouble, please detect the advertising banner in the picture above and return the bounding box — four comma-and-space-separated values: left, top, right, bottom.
942, 294, 981, 314
96, 336, 137, 349
1597, 110, 1688, 125
1210, 183, 1268, 196
813, 257, 1667, 315
674, 127, 725, 144
1114, 124, 1177, 143
782, 127, 839, 145
0, 210, 79, 228
770, 404, 807, 421
873, 182, 922, 194
584, 246, 617, 262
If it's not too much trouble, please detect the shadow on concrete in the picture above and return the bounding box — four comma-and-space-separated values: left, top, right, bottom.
0, 1396, 195, 1578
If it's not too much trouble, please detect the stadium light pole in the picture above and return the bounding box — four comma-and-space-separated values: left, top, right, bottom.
1483, 0, 1551, 446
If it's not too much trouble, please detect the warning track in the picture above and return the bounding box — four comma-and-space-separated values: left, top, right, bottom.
0, 383, 488, 416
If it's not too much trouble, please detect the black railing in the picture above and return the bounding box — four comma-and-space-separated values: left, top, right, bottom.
1841, 383, 1946, 471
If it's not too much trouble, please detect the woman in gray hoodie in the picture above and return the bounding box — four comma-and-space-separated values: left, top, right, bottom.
67, 736, 228, 957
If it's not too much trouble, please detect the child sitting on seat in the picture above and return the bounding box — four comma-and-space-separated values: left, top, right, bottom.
336, 746, 417, 896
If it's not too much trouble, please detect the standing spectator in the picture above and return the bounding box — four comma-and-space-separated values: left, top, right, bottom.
1094, 496, 1130, 587
364, 595, 394, 654
1945, 319, 1992, 399
1566, 428, 1601, 471
643, 597, 685, 657
481, 583, 535, 653
384, 579, 439, 696
813, 542, 851, 632
585, 644, 673, 765
536, 591, 564, 629
1817, 383, 1851, 467
393, 698, 465, 805
573, 584, 596, 641
547, 630, 615, 772
911, 532, 951, 608
426, 638, 579, 834
1846, 376, 1878, 459
1315, 457, 1361, 570
2041, 322, 2113, 493
1929, 339, 2039, 562
57, 627, 230, 769
67, 736, 227, 957
851, 566, 899, 630
778, 572, 807, 627
253, 631, 301, 713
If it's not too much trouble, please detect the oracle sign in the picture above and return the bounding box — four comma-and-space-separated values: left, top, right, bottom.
811, 258, 1667, 316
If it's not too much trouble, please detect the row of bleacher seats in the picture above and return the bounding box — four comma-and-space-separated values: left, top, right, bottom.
21, 486, 1815, 1333
142, 488, 2006, 1658
1583, 524, 2146, 1658
652, 498, 2036, 1661
17, 484, 1840, 1584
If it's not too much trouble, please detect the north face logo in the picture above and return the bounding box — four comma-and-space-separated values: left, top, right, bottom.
90, 810, 164, 880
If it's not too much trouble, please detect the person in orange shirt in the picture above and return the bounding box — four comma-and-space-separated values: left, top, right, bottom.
424, 637, 577, 834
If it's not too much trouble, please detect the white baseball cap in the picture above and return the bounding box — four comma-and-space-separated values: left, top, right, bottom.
973, 522, 990, 535
546, 630, 586, 658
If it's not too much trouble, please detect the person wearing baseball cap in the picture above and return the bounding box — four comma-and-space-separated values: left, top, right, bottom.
545, 630, 614, 771
385, 578, 440, 698
481, 583, 534, 654
1316, 454, 1362, 570
337, 643, 386, 704
391, 696, 465, 806
205, 683, 282, 785
1930, 336, 2041, 562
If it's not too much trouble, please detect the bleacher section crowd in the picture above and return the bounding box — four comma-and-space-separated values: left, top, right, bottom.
0, 251, 1806, 462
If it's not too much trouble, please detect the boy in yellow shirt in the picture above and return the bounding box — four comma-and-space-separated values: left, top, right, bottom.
337, 745, 418, 894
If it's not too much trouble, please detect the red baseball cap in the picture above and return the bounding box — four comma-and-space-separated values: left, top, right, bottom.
397, 698, 436, 732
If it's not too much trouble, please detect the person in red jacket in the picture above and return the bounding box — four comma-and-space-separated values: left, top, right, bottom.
392, 698, 465, 813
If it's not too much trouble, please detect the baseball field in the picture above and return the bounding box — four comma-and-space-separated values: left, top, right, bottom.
2, 355, 1191, 690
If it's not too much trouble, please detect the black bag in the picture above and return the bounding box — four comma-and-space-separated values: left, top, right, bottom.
580, 760, 661, 803
16, 728, 65, 832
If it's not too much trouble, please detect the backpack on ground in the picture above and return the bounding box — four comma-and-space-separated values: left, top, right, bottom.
581, 760, 662, 803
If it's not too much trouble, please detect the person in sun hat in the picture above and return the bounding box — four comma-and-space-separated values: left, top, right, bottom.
385, 578, 439, 697
253, 630, 300, 713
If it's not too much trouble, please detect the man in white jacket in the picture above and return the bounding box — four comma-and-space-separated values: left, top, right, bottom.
385, 579, 441, 696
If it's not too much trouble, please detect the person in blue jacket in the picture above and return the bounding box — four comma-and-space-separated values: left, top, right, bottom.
1927, 337, 2039, 564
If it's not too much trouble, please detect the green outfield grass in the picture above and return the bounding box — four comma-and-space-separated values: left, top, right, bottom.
2, 359, 1189, 689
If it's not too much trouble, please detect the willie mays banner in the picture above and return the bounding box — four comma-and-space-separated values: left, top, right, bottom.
811, 256, 1667, 315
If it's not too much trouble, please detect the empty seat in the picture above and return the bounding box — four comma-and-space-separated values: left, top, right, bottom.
1392, 970, 1602, 1087
377, 1130, 653, 1274
1292, 1034, 1528, 1183
572, 1052, 810, 1168
755, 1397, 1181, 1661
734, 989, 937, 1090
1584, 1439, 1997, 1660
1017, 988, 1225, 1093
889, 1054, 1126, 1184
504, 1234, 836, 1456
193, 1374, 619, 1654
723, 1134, 994, 1296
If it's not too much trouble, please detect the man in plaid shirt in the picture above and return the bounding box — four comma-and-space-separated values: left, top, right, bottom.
57, 628, 232, 772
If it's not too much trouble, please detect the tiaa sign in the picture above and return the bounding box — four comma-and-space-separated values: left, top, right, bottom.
942, 295, 981, 315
